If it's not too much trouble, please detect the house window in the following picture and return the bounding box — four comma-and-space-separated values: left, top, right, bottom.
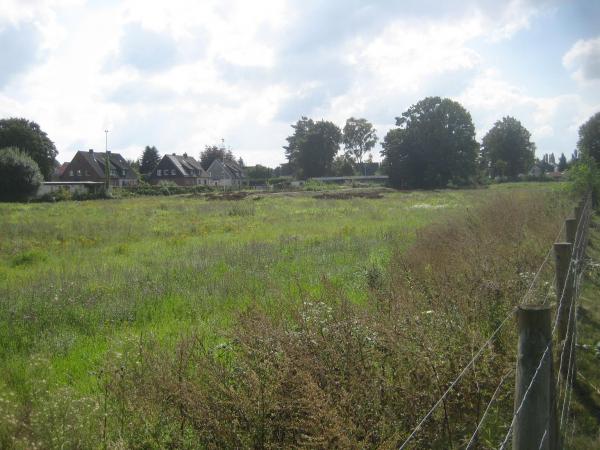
69, 170, 74, 177
171, 169, 176, 176
77, 169, 81, 176
157, 169, 161, 176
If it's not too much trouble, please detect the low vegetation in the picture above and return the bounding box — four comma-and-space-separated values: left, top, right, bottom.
0, 184, 576, 448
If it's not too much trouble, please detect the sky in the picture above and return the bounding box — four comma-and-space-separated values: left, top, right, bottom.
0, 0, 599, 166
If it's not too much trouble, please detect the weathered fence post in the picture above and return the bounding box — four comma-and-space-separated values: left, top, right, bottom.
554, 242, 575, 383
565, 218, 577, 247
574, 205, 582, 229
513, 305, 555, 450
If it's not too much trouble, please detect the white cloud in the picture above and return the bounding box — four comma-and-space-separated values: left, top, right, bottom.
563, 36, 600, 83
0, 0, 596, 167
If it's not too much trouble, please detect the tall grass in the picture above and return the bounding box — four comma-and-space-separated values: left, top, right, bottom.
0, 185, 570, 448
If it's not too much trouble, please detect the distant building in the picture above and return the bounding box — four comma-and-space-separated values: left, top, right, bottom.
207, 159, 247, 187
52, 162, 70, 181
528, 163, 544, 178
60, 149, 138, 186
148, 153, 210, 186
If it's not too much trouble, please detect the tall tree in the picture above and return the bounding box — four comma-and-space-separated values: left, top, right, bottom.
284, 117, 342, 178
139, 146, 160, 174
577, 111, 600, 162
343, 117, 378, 174
200, 145, 234, 170
0, 118, 57, 180
381, 97, 479, 188
557, 153, 567, 172
481, 116, 535, 178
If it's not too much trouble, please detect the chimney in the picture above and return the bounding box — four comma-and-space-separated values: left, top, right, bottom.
89, 149, 93, 154
172, 153, 176, 156
183, 152, 188, 158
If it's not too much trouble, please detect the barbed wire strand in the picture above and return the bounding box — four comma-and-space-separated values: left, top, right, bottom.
397, 307, 515, 449
397, 196, 591, 450
464, 368, 514, 449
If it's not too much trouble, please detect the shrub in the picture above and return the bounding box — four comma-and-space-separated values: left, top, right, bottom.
566, 156, 600, 203
0, 147, 43, 201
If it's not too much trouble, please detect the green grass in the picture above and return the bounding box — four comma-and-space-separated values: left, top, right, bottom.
0, 182, 577, 447
0, 190, 475, 392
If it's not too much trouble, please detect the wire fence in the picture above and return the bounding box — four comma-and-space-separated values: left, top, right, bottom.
397, 192, 593, 449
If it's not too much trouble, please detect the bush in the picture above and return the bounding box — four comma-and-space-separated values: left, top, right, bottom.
566, 156, 600, 203
0, 147, 43, 201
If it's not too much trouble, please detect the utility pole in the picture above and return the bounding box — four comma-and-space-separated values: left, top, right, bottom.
104, 129, 110, 190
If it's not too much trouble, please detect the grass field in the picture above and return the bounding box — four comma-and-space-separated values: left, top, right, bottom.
0, 183, 578, 448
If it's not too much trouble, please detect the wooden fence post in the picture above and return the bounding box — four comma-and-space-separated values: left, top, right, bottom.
513, 305, 555, 450
574, 205, 582, 228
565, 218, 577, 246
554, 242, 574, 382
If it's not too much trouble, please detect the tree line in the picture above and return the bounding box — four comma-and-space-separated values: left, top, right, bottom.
283, 97, 598, 188
1, 106, 600, 201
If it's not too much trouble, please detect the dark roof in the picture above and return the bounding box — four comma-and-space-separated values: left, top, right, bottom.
223, 160, 245, 178
208, 159, 246, 179
77, 150, 137, 179
164, 154, 208, 177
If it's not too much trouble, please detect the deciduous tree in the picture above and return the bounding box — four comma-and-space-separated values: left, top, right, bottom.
577, 111, 600, 162
481, 116, 535, 178
284, 117, 342, 178
0, 118, 57, 180
381, 97, 479, 188
200, 145, 234, 170
343, 117, 378, 174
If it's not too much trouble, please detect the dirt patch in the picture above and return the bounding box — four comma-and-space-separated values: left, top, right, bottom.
205, 191, 250, 201
313, 190, 385, 200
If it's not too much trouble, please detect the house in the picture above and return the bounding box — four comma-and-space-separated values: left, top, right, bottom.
206, 159, 247, 187
528, 163, 544, 178
60, 149, 138, 186
148, 153, 210, 186
51, 162, 69, 181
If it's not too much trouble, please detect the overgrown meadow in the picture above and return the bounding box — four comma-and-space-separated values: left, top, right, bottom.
0, 185, 571, 448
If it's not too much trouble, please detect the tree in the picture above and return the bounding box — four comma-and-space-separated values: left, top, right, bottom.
284, 117, 342, 178
246, 164, 273, 180
558, 153, 568, 172
577, 111, 600, 162
481, 116, 535, 178
139, 146, 160, 174
343, 117, 378, 174
381, 97, 479, 189
200, 145, 234, 170
0, 147, 43, 201
332, 154, 355, 176
0, 118, 57, 180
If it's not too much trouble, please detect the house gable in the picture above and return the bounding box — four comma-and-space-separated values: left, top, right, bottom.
149, 154, 209, 186
60, 150, 137, 185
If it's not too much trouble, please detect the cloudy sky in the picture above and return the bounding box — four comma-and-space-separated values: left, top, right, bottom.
1, 0, 599, 166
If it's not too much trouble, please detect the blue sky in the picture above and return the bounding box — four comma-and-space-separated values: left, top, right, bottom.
0, 0, 599, 166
